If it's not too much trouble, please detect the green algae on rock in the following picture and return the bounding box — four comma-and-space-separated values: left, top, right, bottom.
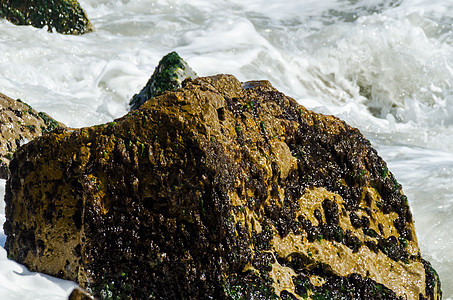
4, 75, 441, 299
129, 51, 197, 110
0, 0, 93, 34
0, 92, 64, 179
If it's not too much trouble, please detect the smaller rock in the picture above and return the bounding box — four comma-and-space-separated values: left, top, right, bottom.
129, 51, 197, 110
0, 92, 64, 178
68, 287, 95, 300
0, 0, 93, 35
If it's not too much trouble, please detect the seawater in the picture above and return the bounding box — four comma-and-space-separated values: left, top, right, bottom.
0, 0, 452, 298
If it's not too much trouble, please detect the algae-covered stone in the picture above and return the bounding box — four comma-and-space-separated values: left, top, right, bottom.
0, 0, 93, 34
4, 75, 441, 299
0, 92, 63, 178
129, 51, 197, 110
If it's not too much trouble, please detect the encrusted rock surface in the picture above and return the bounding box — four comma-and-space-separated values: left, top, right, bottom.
0, 92, 62, 178
0, 0, 93, 34
4, 75, 441, 299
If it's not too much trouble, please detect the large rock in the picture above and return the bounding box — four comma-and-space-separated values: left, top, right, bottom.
0, 92, 62, 178
4, 75, 441, 299
0, 0, 93, 34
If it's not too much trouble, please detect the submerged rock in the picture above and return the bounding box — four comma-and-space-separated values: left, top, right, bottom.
0, 92, 63, 179
4, 75, 441, 299
129, 51, 197, 110
0, 0, 93, 34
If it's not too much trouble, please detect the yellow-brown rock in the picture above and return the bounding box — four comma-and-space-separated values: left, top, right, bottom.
68, 287, 94, 300
0, 92, 63, 178
4, 75, 441, 299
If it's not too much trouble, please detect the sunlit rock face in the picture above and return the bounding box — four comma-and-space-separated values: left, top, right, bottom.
0, 0, 93, 34
0, 92, 62, 179
4, 74, 441, 299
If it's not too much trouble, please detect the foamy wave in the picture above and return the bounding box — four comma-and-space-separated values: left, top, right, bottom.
293, 11, 453, 126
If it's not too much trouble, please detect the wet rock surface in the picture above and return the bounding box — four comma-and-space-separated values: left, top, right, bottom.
68, 287, 94, 300
0, 92, 63, 179
129, 51, 197, 111
4, 75, 441, 299
0, 0, 93, 34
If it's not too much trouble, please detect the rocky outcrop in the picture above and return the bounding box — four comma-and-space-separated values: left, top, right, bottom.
0, 92, 63, 178
0, 0, 93, 34
129, 52, 197, 110
4, 75, 441, 299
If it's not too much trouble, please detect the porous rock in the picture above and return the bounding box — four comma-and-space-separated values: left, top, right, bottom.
0, 92, 62, 178
0, 0, 93, 34
4, 75, 441, 299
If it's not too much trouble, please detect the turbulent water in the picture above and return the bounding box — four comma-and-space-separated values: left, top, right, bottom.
0, 0, 452, 298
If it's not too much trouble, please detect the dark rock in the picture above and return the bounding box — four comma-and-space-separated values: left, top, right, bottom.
129, 51, 197, 110
68, 287, 95, 300
4, 74, 441, 299
0, 92, 64, 179
0, 0, 93, 34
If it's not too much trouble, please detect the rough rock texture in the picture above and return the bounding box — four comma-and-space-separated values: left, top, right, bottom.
129, 52, 197, 111
0, 0, 93, 34
68, 287, 95, 300
0, 92, 62, 178
4, 75, 441, 299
